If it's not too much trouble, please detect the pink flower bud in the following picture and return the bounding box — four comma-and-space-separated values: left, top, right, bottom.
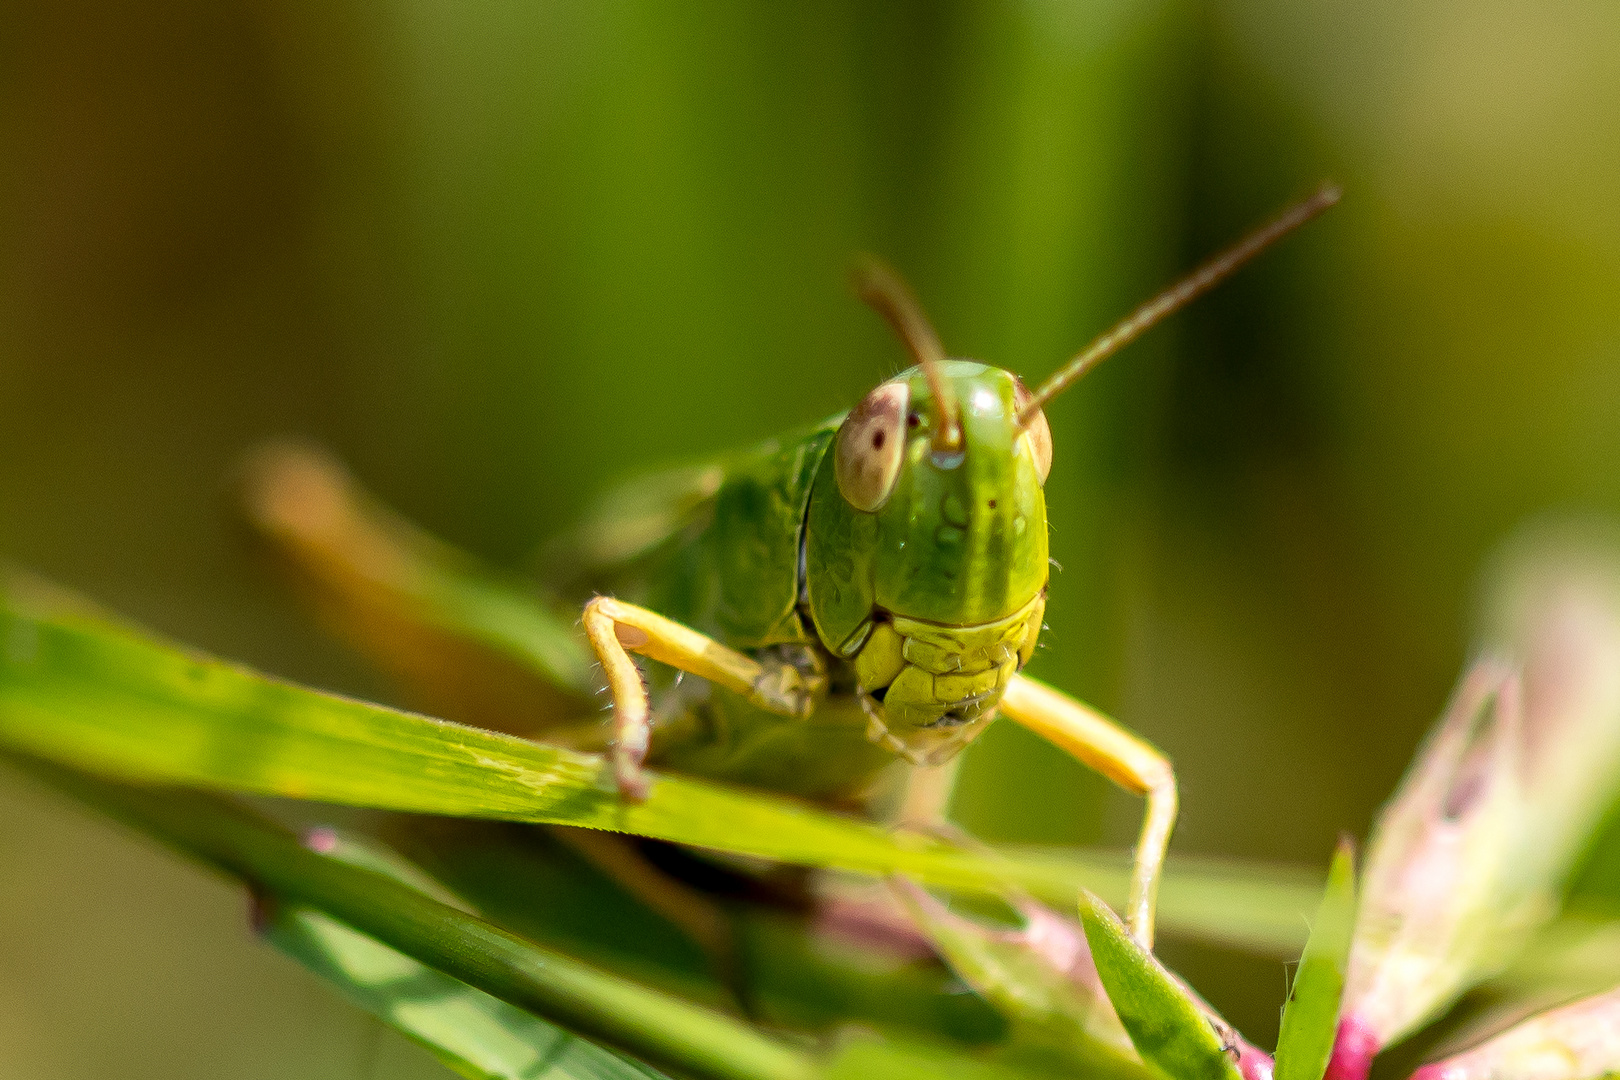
1333, 525, 1620, 1079
1409, 987, 1620, 1080
1333, 656, 1539, 1079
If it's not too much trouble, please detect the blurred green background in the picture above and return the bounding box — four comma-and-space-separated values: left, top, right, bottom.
4, 1, 1620, 1075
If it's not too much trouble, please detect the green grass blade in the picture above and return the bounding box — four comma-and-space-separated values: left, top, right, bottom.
267, 906, 669, 1080
1275, 838, 1358, 1080
1078, 890, 1245, 1080
0, 570, 993, 882
17, 755, 1097, 1080
261, 826, 669, 1080
15, 754, 813, 1080
0, 570, 1319, 936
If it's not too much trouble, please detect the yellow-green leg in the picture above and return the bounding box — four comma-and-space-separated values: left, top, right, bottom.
892, 756, 963, 829
581, 596, 820, 799
998, 674, 1178, 950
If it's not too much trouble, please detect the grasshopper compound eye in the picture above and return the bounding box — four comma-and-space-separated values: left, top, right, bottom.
1012, 379, 1052, 484
835, 381, 909, 511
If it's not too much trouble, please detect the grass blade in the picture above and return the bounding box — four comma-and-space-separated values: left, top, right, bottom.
267, 906, 669, 1080
14, 754, 813, 1080
0, 569, 1318, 936
1078, 889, 1246, 1080
0, 570, 1005, 885
260, 826, 668, 1080
1275, 838, 1358, 1080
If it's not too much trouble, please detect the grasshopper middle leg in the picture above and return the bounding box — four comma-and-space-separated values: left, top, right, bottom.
582, 596, 819, 799
998, 674, 1177, 950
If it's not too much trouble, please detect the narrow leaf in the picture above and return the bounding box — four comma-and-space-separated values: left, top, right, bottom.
0, 569, 1318, 937
1276, 838, 1357, 1080
1078, 890, 1246, 1080
267, 906, 668, 1080
0, 571, 1019, 888
14, 756, 816, 1080
262, 827, 668, 1080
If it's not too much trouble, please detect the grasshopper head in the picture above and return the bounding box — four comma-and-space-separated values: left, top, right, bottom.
804, 361, 1052, 763
815, 189, 1340, 761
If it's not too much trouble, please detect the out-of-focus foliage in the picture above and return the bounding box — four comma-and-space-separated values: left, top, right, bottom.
895, 881, 1149, 1076
1410, 987, 1620, 1080
3, 0, 1620, 1074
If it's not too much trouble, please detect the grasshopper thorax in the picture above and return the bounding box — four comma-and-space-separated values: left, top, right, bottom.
804, 362, 1051, 764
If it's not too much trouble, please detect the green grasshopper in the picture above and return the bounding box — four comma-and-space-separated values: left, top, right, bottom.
246, 185, 1336, 953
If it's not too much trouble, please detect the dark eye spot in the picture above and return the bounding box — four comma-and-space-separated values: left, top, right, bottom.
907, 413, 920, 428
872, 430, 885, 449
987, 499, 997, 509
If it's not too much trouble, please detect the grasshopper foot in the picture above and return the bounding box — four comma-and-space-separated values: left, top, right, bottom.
748, 666, 813, 718
747, 646, 826, 719
612, 720, 652, 802
614, 754, 651, 802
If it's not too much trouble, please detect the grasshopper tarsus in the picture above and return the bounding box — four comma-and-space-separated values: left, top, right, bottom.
614, 753, 653, 803
747, 661, 820, 720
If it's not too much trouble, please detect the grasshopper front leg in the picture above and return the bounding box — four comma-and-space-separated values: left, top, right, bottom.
998, 674, 1178, 950
582, 597, 819, 800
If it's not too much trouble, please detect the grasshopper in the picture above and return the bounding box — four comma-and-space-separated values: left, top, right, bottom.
246, 185, 1336, 953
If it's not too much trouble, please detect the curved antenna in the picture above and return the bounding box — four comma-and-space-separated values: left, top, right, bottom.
1017, 183, 1342, 428
852, 255, 962, 452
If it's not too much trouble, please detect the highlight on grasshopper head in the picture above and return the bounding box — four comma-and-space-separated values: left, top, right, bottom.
1016, 182, 1341, 428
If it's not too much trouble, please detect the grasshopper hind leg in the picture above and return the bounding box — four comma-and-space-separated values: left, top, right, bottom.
889, 756, 964, 831
238, 441, 601, 738
997, 674, 1178, 950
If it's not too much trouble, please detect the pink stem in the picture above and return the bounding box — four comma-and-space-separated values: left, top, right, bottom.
1325, 1015, 1380, 1080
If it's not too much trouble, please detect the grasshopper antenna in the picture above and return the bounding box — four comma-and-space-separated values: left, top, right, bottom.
1017, 182, 1342, 428
852, 256, 962, 453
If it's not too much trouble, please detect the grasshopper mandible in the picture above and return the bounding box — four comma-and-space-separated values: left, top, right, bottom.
247, 185, 1337, 952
